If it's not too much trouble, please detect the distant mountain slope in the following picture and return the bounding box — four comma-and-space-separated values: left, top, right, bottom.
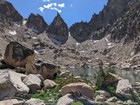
70, 0, 131, 42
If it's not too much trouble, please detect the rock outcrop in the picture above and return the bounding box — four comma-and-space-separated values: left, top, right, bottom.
89, 0, 130, 30
69, 0, 131, 42
4, 42, 35, 68
109, 0, 140, 43
0, 1, 23, 22
26, 13, 48, 34
46, 13, 68, 45
69, 22, 92, 42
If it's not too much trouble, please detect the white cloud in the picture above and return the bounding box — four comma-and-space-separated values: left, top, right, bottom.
39, 7, 44, 12
39, 2, 65, 13
42, 0, 50, 2
70, 4, 73, 7
58, 3, 65, 8
43, 4, 53, 9
51, 7, 62, 13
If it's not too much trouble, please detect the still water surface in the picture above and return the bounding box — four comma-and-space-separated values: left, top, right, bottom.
66, 68, 140, 84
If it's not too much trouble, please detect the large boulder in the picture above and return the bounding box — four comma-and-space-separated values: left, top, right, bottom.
57, 93, 95, 105
60, 83, 94, 99
23, 74, 41, 92
24, 98, 45, 105
46, 13, 69, 45
0, 70, 15, 100
26, 13, 48, 34
8, 71, 29, 96
4, 42, 35, 68
0, 70, 29, 100
116, 79, 133, 98
34, 60, 59, 79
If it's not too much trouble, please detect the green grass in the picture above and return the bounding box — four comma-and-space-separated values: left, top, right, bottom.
71, 101, 84, 105
32, 75, 87, 104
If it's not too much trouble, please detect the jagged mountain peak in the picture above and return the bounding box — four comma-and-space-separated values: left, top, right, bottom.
26, 13, 48, 34
46, 13, 68, 45
0, 1, 23, 22
70, 0, 131, 42
89, 0, 131, 29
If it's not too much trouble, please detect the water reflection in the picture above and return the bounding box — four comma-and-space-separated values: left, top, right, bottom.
66, 68, 140, 84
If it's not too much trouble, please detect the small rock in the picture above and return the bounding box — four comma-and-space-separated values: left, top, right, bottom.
23, 74, 41, 92
57, 94, 74, 105
24, 98, 45, 105
60, 71, 71, 77
95, 95, 106, 102
96, 90, 111, 97
43, 79, 56, 90
116, 79, 133, 98
106, 96, 118, 102
74, 76, 81, 79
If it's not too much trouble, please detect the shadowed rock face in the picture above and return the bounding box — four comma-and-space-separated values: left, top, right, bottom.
89, 0, 131, 30
46, 13, 68, 45
34, 60, 59, 79
4, 42, 35, 68
26, 13, 48, 34
0, 1, 23, 22
109, 0, 140, 43
69, 0, 131, 42
69, 22, 92, 43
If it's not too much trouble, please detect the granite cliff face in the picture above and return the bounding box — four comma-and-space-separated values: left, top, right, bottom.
70, 0, 131, 42
26, 14, 48, 34
89, 0, 130, 30
0, 1, 23, 22
46, 13, 69, 45
109, 0, 140, 43
69, 22, 92, 43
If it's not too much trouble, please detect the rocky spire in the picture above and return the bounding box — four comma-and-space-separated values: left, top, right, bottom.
26, 13, 48, 34
46, 12, 68, 45
0, 1, 23, 22
0, 0, 6, 4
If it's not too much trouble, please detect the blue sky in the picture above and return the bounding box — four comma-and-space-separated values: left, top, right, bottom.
7, 0, 108, 27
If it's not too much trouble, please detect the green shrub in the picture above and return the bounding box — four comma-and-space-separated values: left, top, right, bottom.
94, 60, 116, 90
71, 101, 84, 105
